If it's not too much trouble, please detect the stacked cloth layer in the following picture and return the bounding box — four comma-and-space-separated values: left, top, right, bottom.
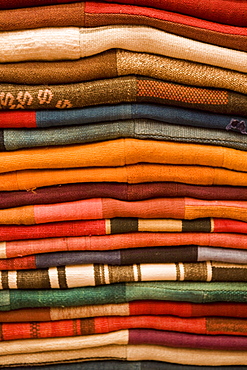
1, 0, 247, 368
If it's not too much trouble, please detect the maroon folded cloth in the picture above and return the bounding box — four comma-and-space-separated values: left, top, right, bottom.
2, 182, 247, 210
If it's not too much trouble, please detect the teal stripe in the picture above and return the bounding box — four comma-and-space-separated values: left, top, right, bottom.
0, 282, 247, 311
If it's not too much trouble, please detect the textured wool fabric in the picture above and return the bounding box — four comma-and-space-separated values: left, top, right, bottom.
1, 282, 247, 312
2, 329, 247, 354
2, 262, 247, 289
1, 361, 247, 370
3, 232, 247, 259
1, 2, 247, 53
3, 182, 247, 209
2, 50, 247, 95
1, 246, 247, 270
2, 300, 247, 322
1, 217, 247, 240
2, 139, 247, 174
0, 105, 245, 133
4, 164, 247, 191
1, 77, 247, 116
2, 315, 247, 341
4, 120, 247, 152
1, 3, 247, 54
4, 198, 247, 225
1, 26, 247, 73
101, 0, 247, 27
0, 0, 245, 27
2, 344, 247, 367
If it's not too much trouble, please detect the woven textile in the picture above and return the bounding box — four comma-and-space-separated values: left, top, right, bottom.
2, 262, 247, 289
2, 50, 247, 93
2, 300, 247, 322
0, 104, 245, 133
1, 344, 247, 367
1, 77, 247, 116
2, 329, 247, 354
1, 2, 247, 53
3, 120, 247, 152
3, 198, 247, 225
1, 217, 247, 239
2, 315, 247, 341
2, 361, 247, 370
1, 26, 247, 72
3, 232, 247, 259
0, 0, 244, 26
1, 282, 247, 312
1, 246, 247, 270
3, 182, 247, 209
2, 139, 247, 174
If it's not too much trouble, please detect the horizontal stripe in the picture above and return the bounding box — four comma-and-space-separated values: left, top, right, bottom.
1, 329, 247, 355
2, 49, 247, 95
0, 104, 244, 131
1, 344, 247, 367
1, 246, 247, 270
1, 26, 246, 73
2, 315, 247, 341
3, 120, 247, 152
2, 262, 247, 289
0, 75, 245, 116
2, 198, 247, 225
0, 360, 246, 370
1, 2, 247, 55
2, 139, 247, 174
1, 300, 247, 323
2, 182, 247, 210
3, 232, 247, 259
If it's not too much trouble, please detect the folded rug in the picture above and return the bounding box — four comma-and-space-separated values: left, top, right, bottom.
2, 315, 247, 341
3, 120, 247, 152
4, 164, 247, 191
1, 344, 247, 367
2, 139, 247, 174
2, 300, 247, 322
1, 360, 247, 370
1, 282, 247, 311
1, 2, 247, 53
1, 76, 246, 115
4, 197, 247, 225
2, 50, 247, 94
2, 261, 247, 289
3, 329, 247, 355
2, 344, 247, 367
0, 104, 245, 132
2, 182, 247, 210
0, 0, 245, 26
3, 232, 247, 259
3, 182, 247, 209
1, 246, 247, 270
1, 26, 247, 72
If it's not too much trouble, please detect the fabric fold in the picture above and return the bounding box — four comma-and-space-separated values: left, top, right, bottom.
2, 344, 247, 367
2, 261, 247, 289
1, 246, 247, 270
2, 50, 247, 95
1, 26, 247, 73
2, 232, 247, 260
1, 2, 247, 54
2, 315, 247, 341
1, 281, 247, 313
2, 139, 247, 174
4, 120, 247, 153
3, 197, 247, 225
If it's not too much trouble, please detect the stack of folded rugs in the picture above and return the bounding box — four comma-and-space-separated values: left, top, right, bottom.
0, 0, 247, 368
